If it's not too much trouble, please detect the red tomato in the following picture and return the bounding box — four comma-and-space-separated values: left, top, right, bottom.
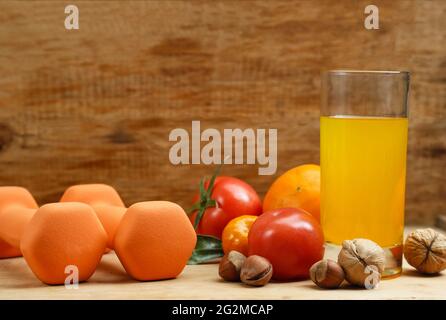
248, 207, 324, 281
190, 176, 262, 239
190, 207, 228, 239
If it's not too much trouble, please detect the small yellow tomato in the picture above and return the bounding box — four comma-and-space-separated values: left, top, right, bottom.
222, 215, 258, 256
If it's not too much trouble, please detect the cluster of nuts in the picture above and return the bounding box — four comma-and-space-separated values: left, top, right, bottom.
310, 238, 385, 289
310, 228, 446, 290
218, 250, 273, 286
218, 229, 446, 290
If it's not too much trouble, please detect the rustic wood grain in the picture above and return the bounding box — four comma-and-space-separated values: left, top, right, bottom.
0, 0, 445, 224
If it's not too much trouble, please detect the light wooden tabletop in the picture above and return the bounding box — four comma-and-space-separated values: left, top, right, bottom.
0, 245, 445, 300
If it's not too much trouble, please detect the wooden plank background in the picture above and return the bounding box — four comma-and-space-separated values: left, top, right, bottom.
0, 0, 444, 224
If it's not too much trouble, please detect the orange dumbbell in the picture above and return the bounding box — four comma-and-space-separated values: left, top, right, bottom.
0, 187, 107, 285
61, 184, 126, 249
61, 184, 197, 281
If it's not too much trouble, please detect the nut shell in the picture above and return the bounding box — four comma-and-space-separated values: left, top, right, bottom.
338, 238, 385, 288
219, 250, 246, 281
404, 228, 446, 274
240, 255, 273, 286
310, 259, 345, 289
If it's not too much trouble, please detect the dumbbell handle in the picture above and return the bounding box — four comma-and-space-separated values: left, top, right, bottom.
90, 204, 126, 248
60, 184, 128, 249
0, 206, 36, 249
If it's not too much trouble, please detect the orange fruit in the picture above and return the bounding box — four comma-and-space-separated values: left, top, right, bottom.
222, 215, 258, 256
263, 164, 320, 222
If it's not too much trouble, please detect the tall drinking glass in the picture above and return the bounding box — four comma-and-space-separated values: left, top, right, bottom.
320, 70, 410, 278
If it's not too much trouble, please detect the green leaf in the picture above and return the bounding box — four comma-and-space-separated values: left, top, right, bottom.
188, 235, 224, 265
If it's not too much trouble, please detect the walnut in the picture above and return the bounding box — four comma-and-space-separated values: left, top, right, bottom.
404, 228, 446, 274
338, 239, 385, 288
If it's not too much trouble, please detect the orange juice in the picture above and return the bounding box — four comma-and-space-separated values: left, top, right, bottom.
320, 116, 408, 276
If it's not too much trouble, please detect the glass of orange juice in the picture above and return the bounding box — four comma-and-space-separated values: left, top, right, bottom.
320, 70, 410, 278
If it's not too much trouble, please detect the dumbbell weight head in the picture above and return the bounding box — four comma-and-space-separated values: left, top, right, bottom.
0, 186, 38, 210
0, 187, 38, 258
21, 202, 108, 285
114, 201, 197, 281
61, 184, 125, 207
0, 239, 21, 259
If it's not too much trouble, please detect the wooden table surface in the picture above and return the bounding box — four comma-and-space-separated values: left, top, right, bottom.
1, 245, 445, 300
